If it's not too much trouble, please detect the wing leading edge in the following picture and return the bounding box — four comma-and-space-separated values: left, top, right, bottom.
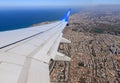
0, 9, 71, 83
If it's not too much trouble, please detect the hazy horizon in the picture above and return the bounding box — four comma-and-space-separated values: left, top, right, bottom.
0, 4, 120, 10
0, 0, 120, 8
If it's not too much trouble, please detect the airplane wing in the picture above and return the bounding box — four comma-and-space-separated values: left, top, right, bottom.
0, 9, 71, 83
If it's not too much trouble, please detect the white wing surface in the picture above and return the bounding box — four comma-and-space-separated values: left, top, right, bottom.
0, 9, 71, 83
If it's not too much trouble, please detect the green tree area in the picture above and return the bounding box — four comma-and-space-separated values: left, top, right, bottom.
91, 23, 120, 35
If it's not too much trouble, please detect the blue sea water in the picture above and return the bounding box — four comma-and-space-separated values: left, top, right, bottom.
0, 7, 80, 31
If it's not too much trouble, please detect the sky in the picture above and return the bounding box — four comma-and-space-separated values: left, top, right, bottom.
0, 0, 120, 7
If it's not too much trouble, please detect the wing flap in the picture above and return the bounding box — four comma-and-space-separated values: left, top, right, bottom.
26, 59, 50, 83
0, 63, 22, 83
0, 53, 26, 65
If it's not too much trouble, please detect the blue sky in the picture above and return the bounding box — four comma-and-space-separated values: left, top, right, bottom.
0, 0, 120, 7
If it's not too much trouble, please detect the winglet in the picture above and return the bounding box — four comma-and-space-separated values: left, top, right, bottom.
61, 8, 71, 22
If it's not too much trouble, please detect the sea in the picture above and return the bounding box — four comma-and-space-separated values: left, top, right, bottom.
0, 7, 80, 31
